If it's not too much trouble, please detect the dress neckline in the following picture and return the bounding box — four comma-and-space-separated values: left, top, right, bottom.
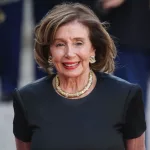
49, 71, 103, 106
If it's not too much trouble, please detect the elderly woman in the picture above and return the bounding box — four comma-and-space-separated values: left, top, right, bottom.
13, 2, 146, 150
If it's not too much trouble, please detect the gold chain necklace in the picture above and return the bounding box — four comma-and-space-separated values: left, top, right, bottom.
54, 70, 93, 98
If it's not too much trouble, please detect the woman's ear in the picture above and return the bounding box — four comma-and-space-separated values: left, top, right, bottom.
91, 48, 96, 56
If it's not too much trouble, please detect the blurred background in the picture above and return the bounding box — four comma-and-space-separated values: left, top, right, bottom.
0, 0, 150, 150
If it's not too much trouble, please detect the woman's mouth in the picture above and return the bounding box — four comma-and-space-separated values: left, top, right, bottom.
63, 62, 80, 69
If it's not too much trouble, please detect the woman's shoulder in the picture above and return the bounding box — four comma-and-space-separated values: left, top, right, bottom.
13, 75, 54, 110
96, 72, 141, 91
95, 72, 143, 111
15, 75, 53, 96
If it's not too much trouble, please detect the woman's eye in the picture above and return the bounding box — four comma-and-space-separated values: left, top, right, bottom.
56, 43, 64, 47
75, 42, 83, 46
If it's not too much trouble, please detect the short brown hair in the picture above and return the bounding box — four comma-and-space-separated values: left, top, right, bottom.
34, 2, 117, 74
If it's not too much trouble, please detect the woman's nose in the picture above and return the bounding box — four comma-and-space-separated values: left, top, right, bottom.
65, 45, 76, 58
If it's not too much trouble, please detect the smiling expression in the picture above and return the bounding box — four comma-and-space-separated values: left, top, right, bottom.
50, 21, 95, 78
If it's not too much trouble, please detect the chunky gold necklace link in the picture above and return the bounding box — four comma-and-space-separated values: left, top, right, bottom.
55, 70, 93, 98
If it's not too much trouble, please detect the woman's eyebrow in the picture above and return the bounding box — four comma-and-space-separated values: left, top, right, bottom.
54, 37, 85, 41
54, 38, 65, 41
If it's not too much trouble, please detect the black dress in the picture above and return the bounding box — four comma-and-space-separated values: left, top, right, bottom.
13, 72, 146, 150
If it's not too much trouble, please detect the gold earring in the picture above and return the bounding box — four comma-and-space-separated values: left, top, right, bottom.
48, 56, 54, 74
89, 56, 96, 64
48, 56, 53, 66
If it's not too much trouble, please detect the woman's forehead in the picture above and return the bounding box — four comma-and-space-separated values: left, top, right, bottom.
54, 21, 90, 39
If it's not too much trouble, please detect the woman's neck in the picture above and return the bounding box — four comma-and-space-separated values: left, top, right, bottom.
58, 70, 91, 94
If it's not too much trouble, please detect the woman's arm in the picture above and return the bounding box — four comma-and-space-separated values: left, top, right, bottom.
15, 138, 31, 150
125, 133, 145, 150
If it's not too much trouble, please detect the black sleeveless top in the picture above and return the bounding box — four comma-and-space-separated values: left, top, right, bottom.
13, 72, 146, 150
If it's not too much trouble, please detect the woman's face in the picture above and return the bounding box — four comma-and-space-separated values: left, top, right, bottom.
50, 21, 95, 78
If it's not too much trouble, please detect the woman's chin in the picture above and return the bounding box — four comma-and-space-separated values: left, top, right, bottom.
60, 68, 83, 78
63, 71, 82, 78
57, 65, 90, 78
